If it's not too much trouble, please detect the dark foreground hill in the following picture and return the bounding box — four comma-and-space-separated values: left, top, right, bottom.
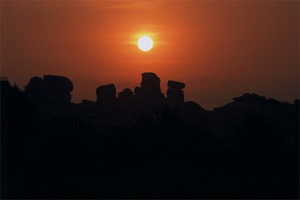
1, 73, 299, 199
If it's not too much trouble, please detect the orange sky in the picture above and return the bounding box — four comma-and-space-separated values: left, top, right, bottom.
1, 0, 299, 109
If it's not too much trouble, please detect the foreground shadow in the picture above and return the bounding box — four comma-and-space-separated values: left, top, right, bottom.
1, 73, 299, 199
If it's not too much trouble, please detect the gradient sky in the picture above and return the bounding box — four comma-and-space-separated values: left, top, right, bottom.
1, 0, 299, 109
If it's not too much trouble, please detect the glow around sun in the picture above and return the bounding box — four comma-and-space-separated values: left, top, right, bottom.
138, 36, 153, 51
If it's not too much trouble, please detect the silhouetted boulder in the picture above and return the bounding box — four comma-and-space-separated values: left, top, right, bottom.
141, 72, 161, 92
167, 80, 185, 106
25, 77, 45, 92
135, 73, 165, 105
96, 84, 117, 105
25, 75, 73, 107
168, 80, 185, 89
118, 88, 133, 100
134, 86, 142, 96
43, 75, 73, 93
43, 75, 73, 107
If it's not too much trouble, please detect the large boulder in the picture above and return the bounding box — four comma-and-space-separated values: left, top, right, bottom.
135, 73, 165, 105
118, 88, 134, 102
141, 72, 161, 93
96, 84, 117, 105
134, 86, 142, 96
43, 75, 73, 93
25, 75, 73, 107
167, 80, 185, 89
25, 77, 45, 92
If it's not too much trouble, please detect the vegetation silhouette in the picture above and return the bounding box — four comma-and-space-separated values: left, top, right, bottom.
1, 73, 299, 199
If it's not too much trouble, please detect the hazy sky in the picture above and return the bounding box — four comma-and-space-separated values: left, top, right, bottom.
1, 0, 299, 109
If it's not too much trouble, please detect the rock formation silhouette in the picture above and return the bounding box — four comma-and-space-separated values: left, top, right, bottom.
135, 72, 165, 104
96, 83, 117, 105
1, 73, 299, 199
25, 75, 73, 108
118, 88, 134, 104
167, 80, 185, 106
141, 72, 161, 92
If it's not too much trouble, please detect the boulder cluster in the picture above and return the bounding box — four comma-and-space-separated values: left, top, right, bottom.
24, 72, 189, 128
92, 72, 183, 108
25, 75, 73, 108
96, 84, 117, 105
22, 73, 299, 134
25, 72, 186, 109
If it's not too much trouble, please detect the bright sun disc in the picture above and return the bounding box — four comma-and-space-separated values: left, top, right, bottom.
138, 36, 153, 51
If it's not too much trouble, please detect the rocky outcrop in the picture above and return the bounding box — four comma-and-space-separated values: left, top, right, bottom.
167, 80, 185, 106
25, 75, 73, 107
96, 84, 117, 105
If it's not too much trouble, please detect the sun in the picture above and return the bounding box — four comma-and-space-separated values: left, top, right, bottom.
138, 36, 153, 51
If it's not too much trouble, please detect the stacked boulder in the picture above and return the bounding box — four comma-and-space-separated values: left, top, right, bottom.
96, 84, 117, 105
25, 75, 73, 108
167, 80, 185, 106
